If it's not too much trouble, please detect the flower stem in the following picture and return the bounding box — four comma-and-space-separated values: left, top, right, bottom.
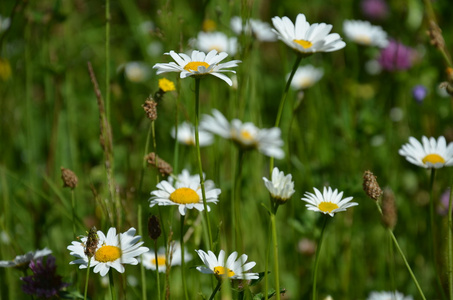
312, 215, 328, 300
71, 189, 76, 240
270, 212, 281, 300
154, 239, 161, 300
109, 271, 116, 300
83, 259, 91, 300
138, 204, 148, 300
209, 280, 222, 300
448, 183, 453, 300
181, 214, 189, 300
105, 0, 111, 122
193, 78, 213, 249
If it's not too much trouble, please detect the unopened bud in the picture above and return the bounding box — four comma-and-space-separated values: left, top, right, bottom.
61, 167, 78, 189
84, 226, 99, 258
362, 170, 383, 201
381, 188, 397, 229
148, 215, 161, 240
146, 152, 173, 176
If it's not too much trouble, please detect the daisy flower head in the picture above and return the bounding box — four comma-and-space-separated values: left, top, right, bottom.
263, 167, 295, 204
152, 49, 241, 86
67, 227, 149, 277
149, 170, 221, 216
200, 109, 285, 159
367, 291, 413, 300
398, 136, 453, 169
195, 249, 259, 280
142, 242, 191, 273
191, 31, 238, 56
230, 16, 277, 42
301, 187, 358, 217
343, 20, 388, 48
271, 13, 346, 56
0, 248, 52, 269
123, 61, 150, 83
171, 121, 214, 147
289, 65, 324, 90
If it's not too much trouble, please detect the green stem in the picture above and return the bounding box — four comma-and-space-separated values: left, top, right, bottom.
233, 149, 245, 251
154, 239, 161, 300
138, 122, 153, 194
270, 212, 281, 300
181, 215, 189, 300
193, 78, 213, 249
264, 219, 272, 300
448, 182, 453, 300
209, 280, 222, 300
312, 215, 328, 300
109, 271, 116, 300
105, 0, 111, 122
138, 204, 148, 300
71, 189, 76, 240
270, 55, 303, 173
83, 259, 91, 300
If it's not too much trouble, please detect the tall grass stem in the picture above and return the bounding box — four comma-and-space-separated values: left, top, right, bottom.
312, 215, 328, 300
270, 212, 281, 300
180, 214, 189, 300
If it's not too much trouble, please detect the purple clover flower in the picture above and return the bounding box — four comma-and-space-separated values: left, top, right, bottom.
21, 255, 69, 298
378, 39, 414, 71
438, 189, 452, 216
412, 85, 428, 103
361, 0, 389, 20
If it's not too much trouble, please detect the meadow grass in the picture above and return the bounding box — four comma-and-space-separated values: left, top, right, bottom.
1, 0, 453, 299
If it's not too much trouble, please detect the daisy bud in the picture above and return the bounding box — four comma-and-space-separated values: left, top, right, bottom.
148, 215, 161, 241
84, 226, 99, 259
362, 170, 383, 201
381, 188, 397, 229
60, 167, 78, 190
146, 152, 173, 176
142, 97, 158, 121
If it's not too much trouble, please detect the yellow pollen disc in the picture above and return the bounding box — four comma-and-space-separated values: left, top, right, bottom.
355, 35, 371, 45
318, 202, 339, 213
240, 129, 254, 141
293, 39, 313, 49
95, 245, 122, 263
214, 266, 235, 277
422, 154, 445, 165
184, 61, 210, 72
151, 255, 166, 267
169, 187, 200, 204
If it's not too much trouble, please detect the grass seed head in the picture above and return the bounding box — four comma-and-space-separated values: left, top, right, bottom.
60, 167, 78, 189
362, 170, 383, 201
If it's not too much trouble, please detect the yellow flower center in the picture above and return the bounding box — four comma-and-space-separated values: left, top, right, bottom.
214, 266, 235, 277
202, 19, 217, 32
151, 255, 166, 267
318, 202, 339, 213
169, 187, 200, 204
240, 129, 254, 141
158, 78, 176, 92
299, 78, 313, 89
95, 245, 122, 263
422, 154, 445, 165
293, 39, 313, 49
184, 61, 210, 72
355, 35, 371, 45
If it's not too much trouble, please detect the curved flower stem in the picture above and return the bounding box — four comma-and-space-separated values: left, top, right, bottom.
270, 211, 281, 300
448, 183, 453, 300
209, 280, 222, 300
181, 214, 189, 300
312, 215, 328, 300
84, 259, 91, 300
269, 55, 303, 173
109, 271, 116, 300
193, 78, 213, 249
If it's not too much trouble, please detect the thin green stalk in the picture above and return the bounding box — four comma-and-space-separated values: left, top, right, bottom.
312, 215, 328, 300
270, 212, 281, 300
138, 122, 153, 194
71, 190, 76, 239
180, 214, 189, 300
109, 271, 116, 300
193, 78, 213, 249
270, 55, 303, 173
154, 240, 161, 300
209, 280, 222, 300
84, 259, 91, 300
138, 204, 148, 300
233, 150, 245, 251
105, 0, 111, 122
448, 183, 453, 300
264, 219, 272, 300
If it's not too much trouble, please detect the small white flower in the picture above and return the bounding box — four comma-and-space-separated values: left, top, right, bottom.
289, 65, 324, 90
123, 62, 150, 83
171, 121, 214, 147
191, 31, 237, 55
67, 228, 149, 277
367, 291, 413, 300
153, 50, 241, 86
263, 167, 295, 203
195, 249, 259, 280
230, 16, 277, 42
272, 13, 346, 55
200, 109, 284, 159
141, 242, 191, 273
149, 169, 221, 216
0, 15, 10, 34
398, 136, 453, 169
343, 20, 389, 48
0, 248, 52, 269
301, 187, 358, 217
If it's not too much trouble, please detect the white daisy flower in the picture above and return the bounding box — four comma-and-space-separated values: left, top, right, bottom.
0, 248, 52, 269
263, 167, 295, 203
367, 291, 413, 300
272, 13, 346, 55
398, 136, 453, 169
123, 62, 150, 83
343, 20, 389, 48
152, 49, 241, 86
191, 31, 238, 56
195, 249, 259, 280
171, 121, 214, 147
230, 16, 277, 42
141, 242, 192, 273
67, 227, 149, 277
200, 109, 285, 159
289, 65, 324, 90
301, 187, 358, 217
149, 169, 221, 216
